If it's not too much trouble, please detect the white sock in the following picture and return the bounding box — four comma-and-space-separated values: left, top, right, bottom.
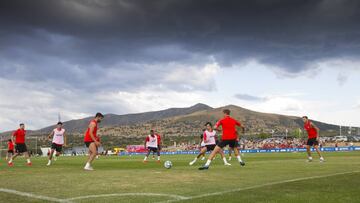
222, 157, 229, 164
48, 160, 51, 163
144, 156, 148, 161
85, 162, 90, 168
308, 156, 313, 160
237, 155, 243, 162
9, 158, 13, 163
157, 156, 160, 161
27, 159, 31, 163
205, 159, 212, 167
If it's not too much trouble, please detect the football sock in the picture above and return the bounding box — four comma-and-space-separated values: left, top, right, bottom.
204, 159, 212, 167
237, 155, 243, 163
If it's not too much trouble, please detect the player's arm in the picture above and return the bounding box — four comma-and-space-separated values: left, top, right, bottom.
203, 131, 208, 143
236, 120, 245, 133
144, 137, 149, 149
48, 131, 54, 141
214, 120, 222, 132
64, 132, 67, 147
88, 122, 100, 146
12, 131, 16, 144
240, 126, 245, 134
311, 122, 320, 139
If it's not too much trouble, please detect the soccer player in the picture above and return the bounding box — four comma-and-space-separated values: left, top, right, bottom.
302, 116, 325, 162
6, 139, 14, 161
84, 113, 104, 171
199, 109, 245, 170
47, 122, 67, 166
143, 130, 161, 163
8, 123, 32, 166
151, 131, 162, 159
189, 122, 231, 166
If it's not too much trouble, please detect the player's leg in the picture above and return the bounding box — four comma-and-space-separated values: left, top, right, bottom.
313, 145, 324, 162
306, 138, 313, 162
8, 152, 19, 164
228, 148, 232, 161
198, 145, 224, 170
5, 151, 12, 160
143, 148, 151, 162
233, 146, 245, 166
306, 145, 313, 162
9, 145, 21, 163
190, 147, 206, 165
54, 145, 62, 161
198, 146, 207, 158
218, 148, 231, 166
200, 153, 205, 160
8, 151, 18, 166
47, 149, 55, 166
84, 143, 97, 170
199, 146, 206, 160
24, 150, 32, 166
197, 149, 206, 159
156, 148, 161, 162
49, 148, 55, 160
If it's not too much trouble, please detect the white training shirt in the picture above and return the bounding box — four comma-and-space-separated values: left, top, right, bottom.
52, 128, 65, 145
203, 130, 217, 145
146, 135, 158, 148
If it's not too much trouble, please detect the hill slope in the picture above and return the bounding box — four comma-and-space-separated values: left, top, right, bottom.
169, 105, 340, 134
36, 103, 212, 134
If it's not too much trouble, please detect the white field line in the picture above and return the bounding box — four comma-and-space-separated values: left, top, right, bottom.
156, 170, 360, 203
65, 193, 188, 201
0, 188, 187, 202
0, 188, 70, 203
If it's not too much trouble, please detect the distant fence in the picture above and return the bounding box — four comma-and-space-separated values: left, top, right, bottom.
119, 146, 360, 156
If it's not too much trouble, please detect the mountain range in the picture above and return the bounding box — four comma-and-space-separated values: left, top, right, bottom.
1, 104, 357, 145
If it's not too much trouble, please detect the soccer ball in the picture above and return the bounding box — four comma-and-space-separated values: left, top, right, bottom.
164, 161, 172, 169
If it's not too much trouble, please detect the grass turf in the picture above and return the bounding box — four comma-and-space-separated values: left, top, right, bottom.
0, 151, 359, 203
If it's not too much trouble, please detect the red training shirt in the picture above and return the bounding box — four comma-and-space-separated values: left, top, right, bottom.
304, 121, 318, 139
13, 129, 26, 144
84, 119, 99, 142
215, 116, 242, 140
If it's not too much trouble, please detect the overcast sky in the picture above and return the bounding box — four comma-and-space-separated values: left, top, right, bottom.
0, 0, 360, 132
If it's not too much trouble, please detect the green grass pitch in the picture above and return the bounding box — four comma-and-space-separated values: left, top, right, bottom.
0, 152, 359, 203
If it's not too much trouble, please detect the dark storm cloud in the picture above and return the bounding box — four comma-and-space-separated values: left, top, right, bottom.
1, 0, 360, 90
